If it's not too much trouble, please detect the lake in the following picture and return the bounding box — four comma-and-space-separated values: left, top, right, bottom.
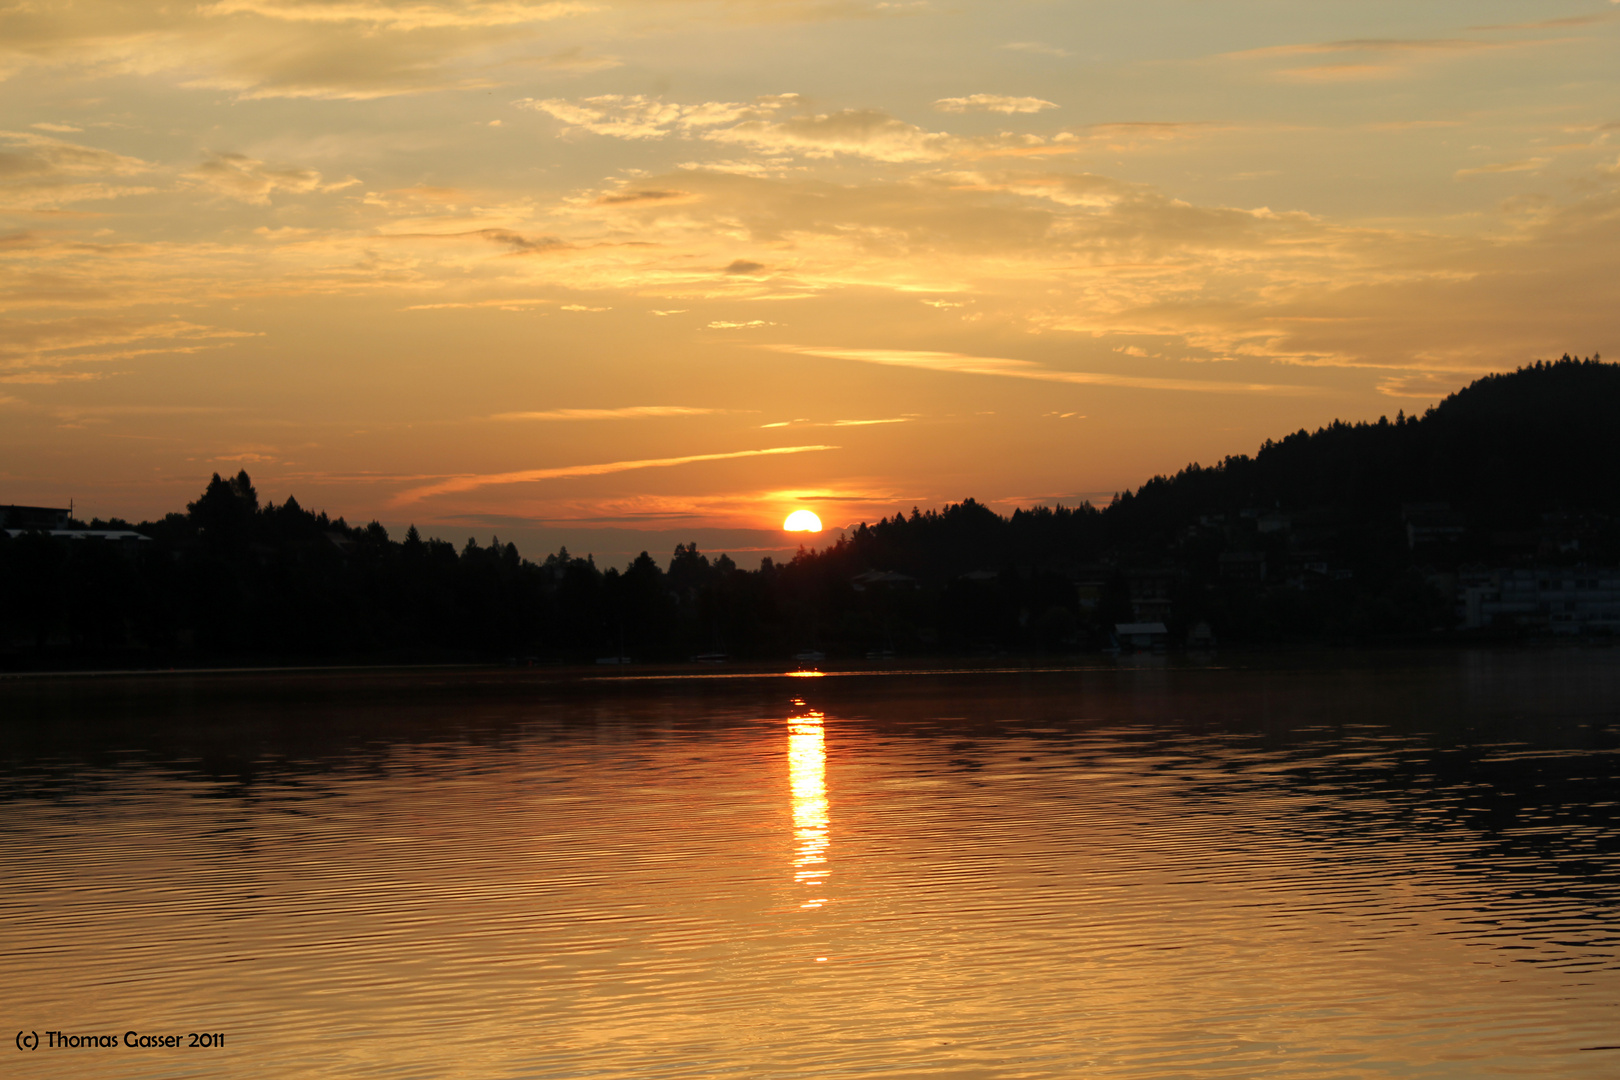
3, 652, 1619, 1078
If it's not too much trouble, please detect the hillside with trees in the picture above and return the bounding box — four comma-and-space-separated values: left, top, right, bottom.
3, 355, 1616, 669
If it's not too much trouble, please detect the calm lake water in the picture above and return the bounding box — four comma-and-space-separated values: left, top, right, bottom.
3, 652, 1619, 1078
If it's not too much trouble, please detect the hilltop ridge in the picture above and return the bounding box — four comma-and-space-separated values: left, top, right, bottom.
3, 355, 1616, 667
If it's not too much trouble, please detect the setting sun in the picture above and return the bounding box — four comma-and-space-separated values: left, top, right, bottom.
784, 510, 823, 533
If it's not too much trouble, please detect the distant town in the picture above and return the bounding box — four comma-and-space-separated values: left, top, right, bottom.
4, 355, 1617, 669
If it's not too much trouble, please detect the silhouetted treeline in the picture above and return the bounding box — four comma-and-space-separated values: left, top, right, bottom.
3, 355, 1617, 668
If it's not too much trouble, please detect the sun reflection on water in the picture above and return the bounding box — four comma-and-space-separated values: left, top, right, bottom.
788, 700, 829, 908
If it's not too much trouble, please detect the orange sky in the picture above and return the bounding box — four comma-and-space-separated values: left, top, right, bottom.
3, 1, 1618, 565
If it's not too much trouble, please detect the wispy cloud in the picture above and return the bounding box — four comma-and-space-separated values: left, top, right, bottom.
379, 227, 570, 254
405, 298, 553, 310
771, 346, 1310, 394
491, 406, 727, 421
201, 1, 591, 30
520, 94, 772, 140
394, 445, 840, 503
1227, 38, 1497, 60
1456, 158, 1550, 178
761, 416, 913, 428
934, 95, 1057, 114
187, 151, 356, 204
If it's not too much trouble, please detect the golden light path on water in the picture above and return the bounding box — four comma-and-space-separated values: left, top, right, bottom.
788, 700, 830, 913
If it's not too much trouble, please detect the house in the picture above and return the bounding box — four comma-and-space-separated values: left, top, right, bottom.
851, 570, 917, 592
1219, 550, 1267, 584
1124, 566, 1178, 622
1, 505, 71, 531
3, 504, 151, 552
1114, 622, 1169, 650
1458, 567, 1620, 634
1402, 503, 1466, 549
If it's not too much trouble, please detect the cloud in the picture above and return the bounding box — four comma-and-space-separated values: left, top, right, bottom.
1468, 12, 1620, 32
380, 227, 571, 253
1227, 33, 1564, 83
492, 406, 727, 421
770, 346, 1311, 394
0, 133, 147, 176
394, 444, 840, 503
1455, 158, 1550, 178
725, 259, 767, 274
1376, 372, 1476, 398
527, 95, 1089, 164
0, 0, 593, 100
592, 188, 693, 206
708, 320, 771, 328
934, 95, 1058, 114
761, 416, 914, 428
405, 297, 553, 310
1227, 38, 1498, 60
525, 94, 962, 162
520, 94, 771, 139
199, 1, 590, 31
0, 315, 256, 371
703, 107, 955, 162
0, 130, 154, 210
187, 151, 348, 204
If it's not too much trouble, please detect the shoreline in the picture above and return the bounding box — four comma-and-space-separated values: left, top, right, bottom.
4, 640, 1617, 688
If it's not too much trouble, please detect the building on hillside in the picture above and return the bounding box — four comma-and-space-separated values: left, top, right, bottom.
1, 505, 71, 531
1124, 567, 1178, 623
1403, 503, 1466, 549
1219, 550, 1267, 585
1458, 567, 1620, 634
2, 503, 151, 552
1114, 622, 1168, 650
851, 570, 917, 592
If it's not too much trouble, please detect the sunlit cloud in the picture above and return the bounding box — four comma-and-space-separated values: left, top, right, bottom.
934, 95, 1058, 114
5, 0, 1619, 531
0, 0, 595, 100
0, 130, 155, 211
0, 316, 257, 370
200, 1, 591, 30
770, 346, 1312, 395
187, 152, 355, 204
760, 416, 913, 428
520, 94, 774, 139
1242, 38, 1484, 59
1456, 158, 1550, 178
404, 298, 553, 310
491, 406, 728, 421
394, 444, 840, 503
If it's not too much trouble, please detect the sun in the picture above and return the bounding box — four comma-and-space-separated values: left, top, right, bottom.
784, 509, 823, 533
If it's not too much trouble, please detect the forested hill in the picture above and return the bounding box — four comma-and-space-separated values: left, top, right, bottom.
819, 353, 1619, 577
1109, 353, 1620, 539
2, 355, 1615, 667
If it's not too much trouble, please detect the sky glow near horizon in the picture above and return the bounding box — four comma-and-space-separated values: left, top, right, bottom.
3, 1, 1618, 563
